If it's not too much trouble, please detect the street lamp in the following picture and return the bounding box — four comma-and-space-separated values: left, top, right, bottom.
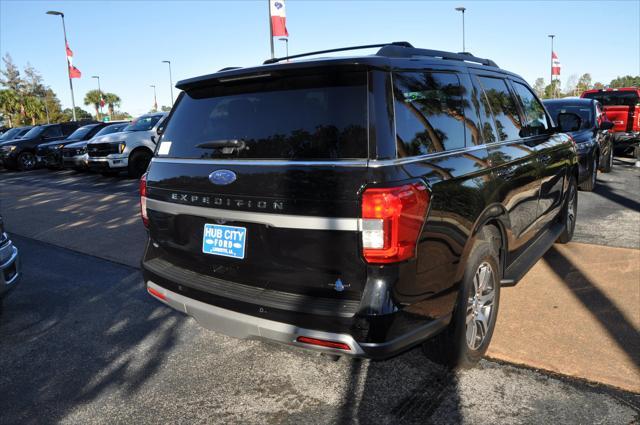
150, 85, 158, 112
92, 75, 102, 118
548, 34, 556, 98
279, 37, 289, 60
46, 10, 77, 121
455, 7, 466, 53
161, 60, 174, 106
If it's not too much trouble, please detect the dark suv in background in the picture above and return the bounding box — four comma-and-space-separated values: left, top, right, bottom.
141, 43, 578, 367
36, 122, 111, 169
0, 122, 90, 170
544, 98, 614, 191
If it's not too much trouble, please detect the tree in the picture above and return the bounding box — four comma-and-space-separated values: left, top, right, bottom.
564, 74, 578, 97
543, 80, 561, 99
609, 75, 640, 88
62, 107, 92, 121
0, 54, 22, 92
83, 89, 102, 120
532, 78, 545, 98
103, 93, 121, 117
160, 105, 172, 112
575, 73, 592, 95
0, 89, 19, 127
593, 82, 605, 90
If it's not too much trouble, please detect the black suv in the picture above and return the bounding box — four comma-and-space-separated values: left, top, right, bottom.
36, 122, 111, 169
141, 43, 578, 366
0, 122, 89, 170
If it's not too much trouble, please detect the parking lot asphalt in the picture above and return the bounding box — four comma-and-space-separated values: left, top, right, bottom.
1, 160, 639, 423
1, 235, 638, 425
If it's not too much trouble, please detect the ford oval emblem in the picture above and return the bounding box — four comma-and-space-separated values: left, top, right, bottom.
209, 169, 237, 185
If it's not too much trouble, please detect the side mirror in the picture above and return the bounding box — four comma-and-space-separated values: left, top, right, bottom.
150, 135, 156, 144
599, 121, 614, 131
557, 112, 582, 133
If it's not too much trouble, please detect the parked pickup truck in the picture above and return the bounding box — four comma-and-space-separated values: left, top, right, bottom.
141, 42, 578, 367
86, 113, 167, 178
581, 87, 640, 153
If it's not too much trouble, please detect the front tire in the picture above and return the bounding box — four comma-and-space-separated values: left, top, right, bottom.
423, 227, 501, 369
557, 175, 577, 244
128, 150, 152, 179
17, 152, 36, 171
601, 149, 613, 173
579, 157, 597, 192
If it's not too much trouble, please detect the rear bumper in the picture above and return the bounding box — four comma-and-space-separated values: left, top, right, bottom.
0, 237, 21, 298
144, 275, 451, 360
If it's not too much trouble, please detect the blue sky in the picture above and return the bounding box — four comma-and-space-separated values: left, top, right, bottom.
1, 0, 639, 117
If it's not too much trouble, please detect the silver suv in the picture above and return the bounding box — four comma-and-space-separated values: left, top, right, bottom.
86, 113, 167, 178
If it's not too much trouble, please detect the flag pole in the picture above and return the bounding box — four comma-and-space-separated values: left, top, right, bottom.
548, 34, 555, 99
268, 0, 275, 59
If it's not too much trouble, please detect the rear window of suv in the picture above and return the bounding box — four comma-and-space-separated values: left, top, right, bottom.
582, 91, 640, 107
159, 70, 368, 160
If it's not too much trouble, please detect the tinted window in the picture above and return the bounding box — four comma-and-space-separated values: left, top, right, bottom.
477, 77, 522, 141
393, 72, 466, 156
512, 82, 549, 136
126, 115, 163, 132
0, 128, 20, 141
544, 103, 594, 130
67, 124, 98, 140
23, 126, 44, 138
94, 123, 129, 137
43, 126, 62, 138
161, 71, 367, 160
582, 91, 639, 107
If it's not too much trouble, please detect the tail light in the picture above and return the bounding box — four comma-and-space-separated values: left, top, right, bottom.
140, 172, 149, 228
296, 336, 351, 351
361, 183, 430, 264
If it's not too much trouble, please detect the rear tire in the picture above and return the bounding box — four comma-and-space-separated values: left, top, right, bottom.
128, 150, 152, 179
557, 175, 577, 244
422, 227, 501, 369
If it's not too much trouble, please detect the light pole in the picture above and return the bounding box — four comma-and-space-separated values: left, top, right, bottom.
548, 34, 555, 98
161, 60, 174, 106
46, 10, 77, 121
279, 37, 289, 59
455, 7, 466, 53
150, 85, 158, 112
92, 75, 102, 119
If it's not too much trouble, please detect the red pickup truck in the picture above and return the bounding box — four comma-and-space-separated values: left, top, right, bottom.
581, 87, 640, 152
581, 87, 640, 151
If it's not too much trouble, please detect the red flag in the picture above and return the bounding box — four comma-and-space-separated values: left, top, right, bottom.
270, 0, 289, 37
66, 41, 82, 79
551, 51, 561, 76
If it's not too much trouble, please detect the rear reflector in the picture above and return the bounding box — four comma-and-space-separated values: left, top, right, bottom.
361, 182, 430, 264
147, 286, 166, 300
296, 336, 351, 351
140, 172, 149, 228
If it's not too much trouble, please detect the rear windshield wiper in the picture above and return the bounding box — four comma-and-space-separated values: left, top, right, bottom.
196, 139, 246, 149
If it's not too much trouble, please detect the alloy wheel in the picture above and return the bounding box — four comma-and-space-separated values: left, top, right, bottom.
567, 184, 577, 231
465, 262, 496, 350
20, 152, 36, 170
591, 158, 597, 186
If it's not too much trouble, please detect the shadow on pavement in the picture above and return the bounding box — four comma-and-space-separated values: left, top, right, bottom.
592, 179, 640, 212
0, 235, 186, 425
544, 246, 640, 369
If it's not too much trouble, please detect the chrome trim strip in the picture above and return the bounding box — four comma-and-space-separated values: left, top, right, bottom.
151, 157, 369, 167
147, 281, 365, 356
146, 198, 361, 231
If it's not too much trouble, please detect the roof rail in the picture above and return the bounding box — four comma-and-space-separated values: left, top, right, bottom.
263, 41, 414, 64
376, 45, 499, 67
218, 66, 242, 72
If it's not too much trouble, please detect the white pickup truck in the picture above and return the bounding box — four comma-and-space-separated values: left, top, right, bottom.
86, 112, 167, 178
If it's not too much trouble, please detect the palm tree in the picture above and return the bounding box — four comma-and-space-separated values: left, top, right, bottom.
103, 93, 121, 118
0, 89, 20, 127
84, 89, 102, 120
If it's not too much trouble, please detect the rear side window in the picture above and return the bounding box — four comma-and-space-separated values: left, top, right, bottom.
477, 77, 522, 142
512, 82, 549, 137
393, 72, 466, 156
161, 70, 368, 160
43, 126, 62, 138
